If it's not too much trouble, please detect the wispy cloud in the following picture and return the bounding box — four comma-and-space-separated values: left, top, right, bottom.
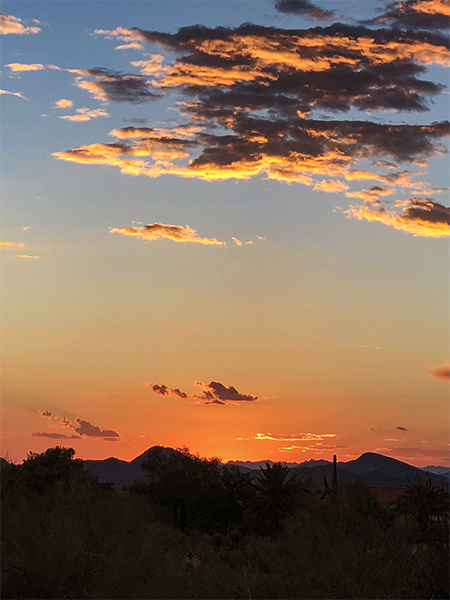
70, 67, 161, 104
111, 223, 226, 246
0, 89, 28, 100
1, 241, 24, 247
428, 361, 450, 380
0, 13, 41, 35
343, 198, 450, 237
6, 63, 45, 72
149, 380, 259, 405
59, 107, 110, 122
243, 432, 338, 441
15, 254, 40, 259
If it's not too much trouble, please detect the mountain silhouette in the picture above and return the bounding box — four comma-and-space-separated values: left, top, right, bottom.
81, 447, 448, 490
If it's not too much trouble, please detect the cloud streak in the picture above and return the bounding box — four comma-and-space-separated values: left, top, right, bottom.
428, 361, 450, 380
343, 198, 450, 237
59, 107, 110, 122
110, 223, 226, 246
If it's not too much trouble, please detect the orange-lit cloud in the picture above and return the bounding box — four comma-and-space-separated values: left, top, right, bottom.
15, 254, 40, 259
6, 63, 45, 72
111, 223, 226, 246
0, 13, 41, 35
252, 432, 337, 441
0, 89, 28, 100
374, 0, 450, 30
53, 99, 73, 109
59, 107, 110, 122
343, 198, 450, 237
428, 361, 450, 380
1, 241, 24, 247
150, 381, 259, 405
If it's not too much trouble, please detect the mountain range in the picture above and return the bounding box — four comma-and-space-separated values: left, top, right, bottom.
81, 448, 449, 490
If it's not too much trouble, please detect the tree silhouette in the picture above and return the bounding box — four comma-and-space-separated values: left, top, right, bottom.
250, 462, 307, 532
393, 477, 449, 531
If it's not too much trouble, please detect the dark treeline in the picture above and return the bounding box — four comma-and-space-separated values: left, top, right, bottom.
1, 446, 449, 599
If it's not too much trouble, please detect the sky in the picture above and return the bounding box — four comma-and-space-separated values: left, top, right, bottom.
1, 0, 449, 467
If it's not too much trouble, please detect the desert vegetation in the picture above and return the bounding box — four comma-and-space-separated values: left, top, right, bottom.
1, 446, 448, 599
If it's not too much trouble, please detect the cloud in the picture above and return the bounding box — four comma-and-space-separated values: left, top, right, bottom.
110, 223, 226, 246
71, 67, 161, 104
150, 381, 259, 405
373, 0, 450, 30
6, 63, 45, 72
32, 432, 80, 439
53, 99, 73, 109
343, 198, 450, 237
37, 410, 121, 440
59, 107, 110, 122
196, 381, 259, 403
396, 426, 409, 431
74, 418, 120, 439
115, 42, 144, 51
274, 0, 335, 19
1, 241, 24, 247
0, 89, 28, 100
38, 410, 52, 418
15, 254, 40, 259
0, 13, 41, 35
279, 443, 348, 452
252, 432, 337, 441
428, 361, 450, 380
57, 16, 450, 237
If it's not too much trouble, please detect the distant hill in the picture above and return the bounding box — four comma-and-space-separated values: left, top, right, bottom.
81, 448, 449, 490
422, 465, 450, 477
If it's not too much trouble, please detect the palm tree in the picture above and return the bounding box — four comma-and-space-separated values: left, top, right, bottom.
393, 477, 449, 531
250, 462, 307, 532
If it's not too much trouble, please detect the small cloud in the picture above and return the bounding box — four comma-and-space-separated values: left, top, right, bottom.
428, 361, 450, 380
396, 426, 408, 431
38, 410, 52, 418
115, 42, 144, 51
0, 13, 41, 35
59, 107, 109, 122
6, 63, 45, 72
53, 99, 73, 109
0, 89, 28, 100
74, 418, 120, 439
273, 0, 335, 19
22, 226, 30, 231
1, 241, 24, 247
111, 223, 226, 246
15, 254, 40, 259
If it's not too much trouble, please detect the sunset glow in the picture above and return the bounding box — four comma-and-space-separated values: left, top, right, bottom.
1, 0, 448, 468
